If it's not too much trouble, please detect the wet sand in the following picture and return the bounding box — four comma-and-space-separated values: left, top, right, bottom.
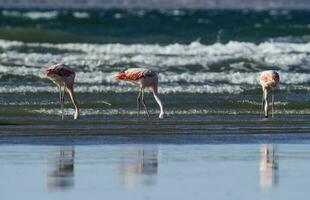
0, 114, 310, 136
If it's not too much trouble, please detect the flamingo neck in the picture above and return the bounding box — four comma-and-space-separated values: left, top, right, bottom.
152, 88, 164, 119
66, 84, 80, 120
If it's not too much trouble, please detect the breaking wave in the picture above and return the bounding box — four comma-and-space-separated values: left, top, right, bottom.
0, 40, 309, 95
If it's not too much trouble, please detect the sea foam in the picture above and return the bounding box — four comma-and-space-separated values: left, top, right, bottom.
2, 11, 58, 20
1, 40, 310, 94
1, 40, 310, 71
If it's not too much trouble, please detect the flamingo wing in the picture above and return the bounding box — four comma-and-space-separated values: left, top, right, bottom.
116, 68, 152, 81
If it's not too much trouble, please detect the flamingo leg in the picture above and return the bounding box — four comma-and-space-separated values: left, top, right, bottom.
61, 85, 65, 120
261, 91, 264, 117
137, 88, 142, 117
58, 85, 64, 119
272, 90, 275, 118
263, 89, 269, 118
141, 89, 150, 117
59, 85, 62, 104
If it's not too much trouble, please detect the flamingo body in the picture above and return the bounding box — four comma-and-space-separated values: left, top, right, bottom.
116, 67, 164, 119
116, 68, 158, 87
260, 70, 280, 90
259, 70, 280, 118
45, 64, 75, 86
45, 64, 79, 120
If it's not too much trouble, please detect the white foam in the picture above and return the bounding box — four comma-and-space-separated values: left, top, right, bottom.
27, 108, 310, 116
1, 64, 310, 94
236, 100, 288, 106
1, 83, 310, 94
0, 64, 44, 78
0, 40, 310, 71
2, 11, 58, 20
1, 62, 309, 86
159, 71, 310, 85
0, 84, 243, 94
3, 39, 310, 55
113, 13, 123, 19
2, 40, 310, 70
1, 40, 310, 94
72, 12, 90, 18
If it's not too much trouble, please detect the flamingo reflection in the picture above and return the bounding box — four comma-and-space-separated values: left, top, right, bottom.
47, 146, 75, 190
119, 146, 159, 188
260, 144, 279, 188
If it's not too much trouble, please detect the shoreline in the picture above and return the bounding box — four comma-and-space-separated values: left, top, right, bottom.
0, 114, 309, 137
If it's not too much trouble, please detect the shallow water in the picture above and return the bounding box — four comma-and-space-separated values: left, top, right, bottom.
1, 141, 310, 200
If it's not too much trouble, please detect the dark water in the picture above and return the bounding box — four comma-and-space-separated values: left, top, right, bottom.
1, 9, 310, 44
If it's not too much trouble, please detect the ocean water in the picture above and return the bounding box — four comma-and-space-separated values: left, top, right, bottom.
0, 9, 309, 134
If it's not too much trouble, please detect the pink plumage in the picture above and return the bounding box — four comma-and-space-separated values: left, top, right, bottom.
259, 70, 280, 118
45, 63, 79, 120
259, 70, 280, 90
116, 68, 155, 81
115, 67, 165, 119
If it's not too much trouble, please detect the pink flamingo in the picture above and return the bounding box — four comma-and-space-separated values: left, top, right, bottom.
44, 64, 79, 120
116, 67, 165, 119
259, 70, 280, 118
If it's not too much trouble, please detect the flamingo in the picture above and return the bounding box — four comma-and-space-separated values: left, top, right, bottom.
44, 64, 79, 120
259, 70, 280, 118
115, 67, 165, 119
